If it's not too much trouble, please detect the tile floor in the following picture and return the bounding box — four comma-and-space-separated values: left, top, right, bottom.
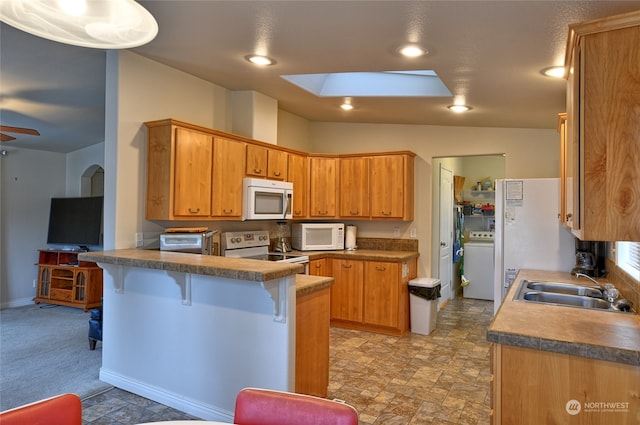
81, 297, 494, 424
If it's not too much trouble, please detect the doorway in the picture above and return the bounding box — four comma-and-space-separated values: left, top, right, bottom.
432, 155, 505, 303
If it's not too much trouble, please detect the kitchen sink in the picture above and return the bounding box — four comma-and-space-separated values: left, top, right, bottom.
524, 281, 603, 298
513, 280, 633, 313
521, 291, 611, 309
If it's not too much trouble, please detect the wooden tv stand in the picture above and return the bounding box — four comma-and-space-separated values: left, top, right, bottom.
34, 250, 103, 312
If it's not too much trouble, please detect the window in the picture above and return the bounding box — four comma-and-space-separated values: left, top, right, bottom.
617, 242, 640, 281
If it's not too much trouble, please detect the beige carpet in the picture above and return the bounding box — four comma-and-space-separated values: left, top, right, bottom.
0, 303, 111, 411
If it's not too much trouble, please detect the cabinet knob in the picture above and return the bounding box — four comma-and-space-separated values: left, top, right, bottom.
342, 263, 352, 269
566, 213, 573, 220
375, 266, 386, 271
381, 211, 391, 216
294, 210, 302, 215
350, 210, 359, 215
273, 171, 281, 176
318, 211, 328, 215
314, 264, 322, 268
223, 209, 234, 214
188, 207, 200, 213
253, 168, 262, 174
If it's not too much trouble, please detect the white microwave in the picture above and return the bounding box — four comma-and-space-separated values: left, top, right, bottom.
292, 223, 345, 251
243, 178, 293, 220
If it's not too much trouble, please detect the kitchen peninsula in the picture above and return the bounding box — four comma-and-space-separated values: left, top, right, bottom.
78, 249, 311, 422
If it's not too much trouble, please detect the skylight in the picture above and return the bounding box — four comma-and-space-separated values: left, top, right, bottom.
281, 70, 452, 97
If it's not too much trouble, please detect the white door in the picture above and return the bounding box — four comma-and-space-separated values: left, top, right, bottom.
439, 165, 453, 305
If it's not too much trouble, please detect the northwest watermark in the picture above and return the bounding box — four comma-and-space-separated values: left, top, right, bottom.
565, 399, 630, 415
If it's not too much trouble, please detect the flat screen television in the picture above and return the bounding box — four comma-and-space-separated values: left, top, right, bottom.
46, 196, 104, 250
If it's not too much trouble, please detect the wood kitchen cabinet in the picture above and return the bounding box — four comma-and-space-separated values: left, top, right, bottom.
491, 343, 640, 425
309, 258, 331, 277
339, 156, 370, 219
557, 113, 572, 227
330, 259, 364, 323
246, 144, 288, 181
565, 11, 640, 241
330, 258, 416, 336
146, 122, 214, 220
309, 156, 338, 218
287, 153, 308, 218
212, 136, 245, 218
370, 153, 415, 221
296, 284, 330, 397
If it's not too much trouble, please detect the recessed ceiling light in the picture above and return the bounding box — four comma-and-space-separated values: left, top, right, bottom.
448, 104, 471, 113
542, 66, 565, 78
340, 101, 354, 111
398, 44, 427, 58
245, 55, 275, 66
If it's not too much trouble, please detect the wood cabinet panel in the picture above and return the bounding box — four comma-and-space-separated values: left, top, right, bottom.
245, 144, 267, 177
339, 157, 369, 218
267, 149, 288, 180
309, 156, 337, 218
363, 261, 399, 328
330, 259, 364, 322
212, 136, 245, 218
288, 153, 308, 218
494, 344, 640, 424
370, 154, 414, 220
566, 13, 640, 240
296, 286, 330, 397
309, 258, 331, 277
173, 127, 213, 217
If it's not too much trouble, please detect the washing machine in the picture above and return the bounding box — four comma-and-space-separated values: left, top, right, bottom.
463, 231, 494, 300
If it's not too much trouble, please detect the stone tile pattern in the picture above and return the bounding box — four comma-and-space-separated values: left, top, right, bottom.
329, 298, 493, 425
82, 297, 493, 425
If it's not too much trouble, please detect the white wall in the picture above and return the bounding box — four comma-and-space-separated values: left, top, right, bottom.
0, 149, 66, 308
105, 51, 233, 250
308, 122, 559, 277
66, 143, 105, 196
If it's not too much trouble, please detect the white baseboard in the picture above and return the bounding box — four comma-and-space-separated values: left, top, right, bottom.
99, 368, 234, 422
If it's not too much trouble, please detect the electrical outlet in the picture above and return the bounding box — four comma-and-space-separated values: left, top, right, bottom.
410, 228, 417, 238
393, 227, 400, 237
135, 232, 144, 248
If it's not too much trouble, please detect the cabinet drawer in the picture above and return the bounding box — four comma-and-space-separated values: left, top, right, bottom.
50, 288, 73, 302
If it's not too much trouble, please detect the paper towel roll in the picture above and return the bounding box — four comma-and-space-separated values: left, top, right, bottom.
345, 225, 357, 250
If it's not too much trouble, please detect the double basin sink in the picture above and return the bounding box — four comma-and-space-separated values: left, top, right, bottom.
514, 280, 633, 313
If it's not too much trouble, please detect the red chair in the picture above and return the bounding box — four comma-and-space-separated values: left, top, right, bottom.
0, 393, 82, 425
234, 388, 358, 425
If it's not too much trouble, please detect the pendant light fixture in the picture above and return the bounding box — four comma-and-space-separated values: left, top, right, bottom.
0, 0, 158, 49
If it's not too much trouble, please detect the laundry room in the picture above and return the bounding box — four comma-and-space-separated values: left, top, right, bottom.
433, 154, 505, 301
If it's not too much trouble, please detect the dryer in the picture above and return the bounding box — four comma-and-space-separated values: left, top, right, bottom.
463, 231, 494, 300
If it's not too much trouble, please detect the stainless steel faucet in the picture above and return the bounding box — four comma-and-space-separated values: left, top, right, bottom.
575, 272, 605, 291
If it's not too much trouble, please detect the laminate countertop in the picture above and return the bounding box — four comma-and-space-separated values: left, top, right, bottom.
488, 269, 640, 366
78, 249, 334, 296
300, 249, 419, 262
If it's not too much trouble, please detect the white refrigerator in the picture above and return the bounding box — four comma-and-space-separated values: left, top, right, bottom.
493, 178, 576, 313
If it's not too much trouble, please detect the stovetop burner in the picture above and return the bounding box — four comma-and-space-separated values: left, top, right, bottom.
221, 230, 308, 264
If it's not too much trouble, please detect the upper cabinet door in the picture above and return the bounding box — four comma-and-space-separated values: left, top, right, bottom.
339, 157, 370, 218
245, 144, 268, 178
370, 154, 414, 220
309, 157, 337, 218
267, 149, 288, 181
173, 128, 213, 217
212, 136, 245, 218
566, 12, 640, 241
288, 153, 308, 218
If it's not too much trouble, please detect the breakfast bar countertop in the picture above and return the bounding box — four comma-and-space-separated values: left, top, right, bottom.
487, 269, 640, 366
78, 248, 304, 282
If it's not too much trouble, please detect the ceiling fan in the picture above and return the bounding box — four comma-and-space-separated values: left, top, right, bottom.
0, 125, 41, 142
